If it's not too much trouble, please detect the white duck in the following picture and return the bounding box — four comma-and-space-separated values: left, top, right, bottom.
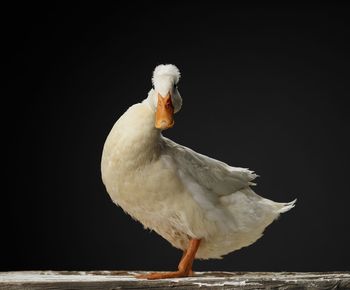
101, 64, 296, 279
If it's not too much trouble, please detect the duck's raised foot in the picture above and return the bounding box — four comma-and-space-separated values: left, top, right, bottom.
135, 270, 194, 280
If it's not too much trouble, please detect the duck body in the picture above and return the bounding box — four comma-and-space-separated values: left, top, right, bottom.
101, 92, 295, 259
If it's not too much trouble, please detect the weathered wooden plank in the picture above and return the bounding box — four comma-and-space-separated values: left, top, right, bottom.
0, 271, 349, 289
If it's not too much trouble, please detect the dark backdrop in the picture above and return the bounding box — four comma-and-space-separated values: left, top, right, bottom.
3, 2, 350, 272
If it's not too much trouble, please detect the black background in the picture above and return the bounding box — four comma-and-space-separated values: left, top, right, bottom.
3, 2, 350, 272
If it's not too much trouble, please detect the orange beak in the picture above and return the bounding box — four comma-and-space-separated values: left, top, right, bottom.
155, 92, 174, 130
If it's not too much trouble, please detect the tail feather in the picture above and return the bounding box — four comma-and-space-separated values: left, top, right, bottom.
278, 198, 297, 213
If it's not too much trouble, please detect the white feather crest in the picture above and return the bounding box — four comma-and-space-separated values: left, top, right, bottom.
152, 64, 181, 86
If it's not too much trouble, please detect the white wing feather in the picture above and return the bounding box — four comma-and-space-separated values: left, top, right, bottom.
162, 137, 258, 196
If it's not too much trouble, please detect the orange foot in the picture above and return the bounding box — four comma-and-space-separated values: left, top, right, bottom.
136, 270, 193, 280
135, 239, 200, 280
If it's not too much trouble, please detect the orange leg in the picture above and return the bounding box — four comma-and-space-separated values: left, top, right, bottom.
136, 239, 201, 280
178, 249, 194, 276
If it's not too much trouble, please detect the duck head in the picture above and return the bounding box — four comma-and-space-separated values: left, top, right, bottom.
146, 64, 182, 130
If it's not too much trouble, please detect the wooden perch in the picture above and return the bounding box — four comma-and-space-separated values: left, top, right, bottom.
0, 271, 349, 289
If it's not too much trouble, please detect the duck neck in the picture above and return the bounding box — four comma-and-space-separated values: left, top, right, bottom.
118, 102, 163, 165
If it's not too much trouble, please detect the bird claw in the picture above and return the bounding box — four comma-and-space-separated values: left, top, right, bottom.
135, 270, 192, 280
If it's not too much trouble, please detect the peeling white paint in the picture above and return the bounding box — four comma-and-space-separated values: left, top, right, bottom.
193, 281, 248, 287
0, 271, 137, 283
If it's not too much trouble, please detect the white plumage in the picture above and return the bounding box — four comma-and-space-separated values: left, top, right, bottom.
101, 64, 295, 261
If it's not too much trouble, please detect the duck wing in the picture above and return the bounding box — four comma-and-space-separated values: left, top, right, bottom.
162, 137, 258, 196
